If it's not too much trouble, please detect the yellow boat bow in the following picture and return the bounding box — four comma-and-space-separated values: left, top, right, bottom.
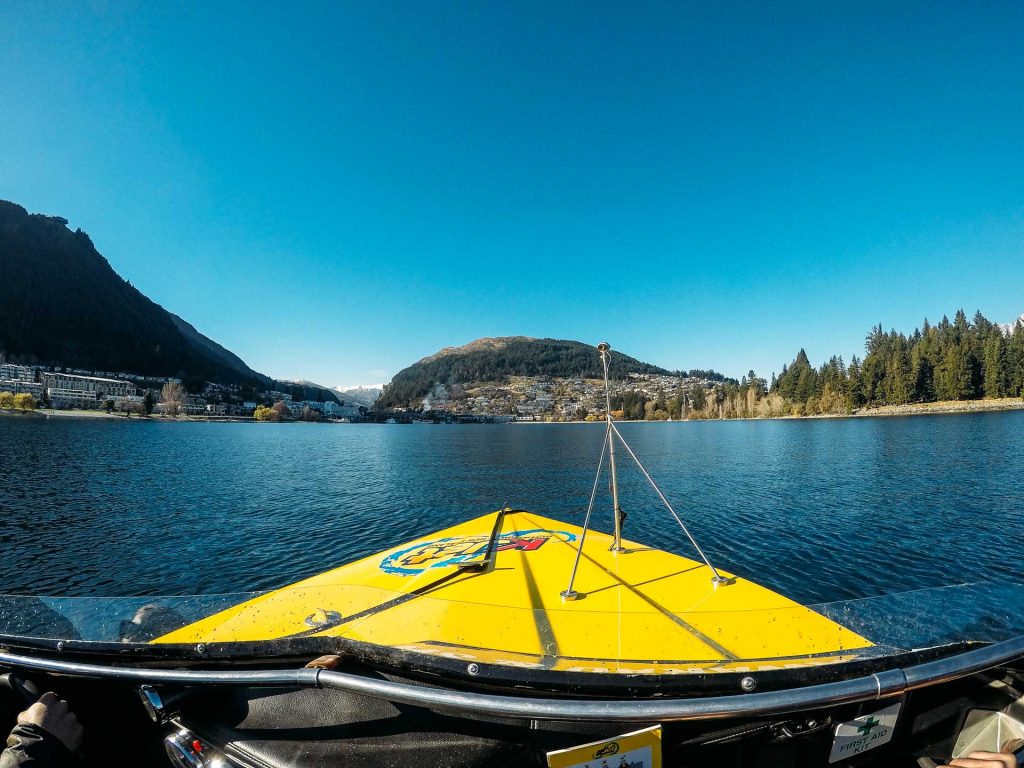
156, 510, 873, 675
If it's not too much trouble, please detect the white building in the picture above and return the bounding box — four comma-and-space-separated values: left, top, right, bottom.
43, 372, 134, 409
0, 365, 43, 399
0, 364, 35, 383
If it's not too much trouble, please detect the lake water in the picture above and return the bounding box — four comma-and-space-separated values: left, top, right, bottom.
0, 412, 1021, 605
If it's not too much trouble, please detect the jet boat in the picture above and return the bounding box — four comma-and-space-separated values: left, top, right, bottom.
0, 343, 1022, 767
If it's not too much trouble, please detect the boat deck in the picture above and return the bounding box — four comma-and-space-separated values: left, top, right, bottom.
156, 510, 873, 674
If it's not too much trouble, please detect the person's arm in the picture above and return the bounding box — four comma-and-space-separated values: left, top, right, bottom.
0, 692, 82, 767
939, 752, 1016, 768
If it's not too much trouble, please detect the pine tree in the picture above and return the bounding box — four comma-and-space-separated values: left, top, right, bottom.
973, 310, 992, 336
886, 349, 912, 405
1008, 327, 1024, 397
846, 356, 865, 409
954, 309, 970, 340
865, 324, 885, 357
983, 333, 1006, 398
911, 344, 934, 402
860, 353, 884, 405
794, 359, 818, 403
939, 343, 972, 400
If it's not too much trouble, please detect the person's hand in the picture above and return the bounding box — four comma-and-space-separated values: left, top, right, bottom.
304, 654, 343, 670
16, 691, 83, 752
940, 752, 1016, 768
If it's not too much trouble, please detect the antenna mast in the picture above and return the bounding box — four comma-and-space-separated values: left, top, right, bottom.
598, 342, 625, 553
560, 341, 731, 601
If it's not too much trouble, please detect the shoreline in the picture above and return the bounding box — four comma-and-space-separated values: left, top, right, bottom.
5, 398, 1022, 425
2, 409, 258, 423
687, 397, 1024, 422
849, 397, 1024, 419
510, 398, 1024, 423
35, 408, 125, 420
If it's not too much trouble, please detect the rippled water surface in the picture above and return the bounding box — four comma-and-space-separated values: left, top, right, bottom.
1, 412, 1021, 604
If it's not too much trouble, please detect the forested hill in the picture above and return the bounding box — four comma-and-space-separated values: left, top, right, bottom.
377, 337, 672, 409
0, 200, 268, 387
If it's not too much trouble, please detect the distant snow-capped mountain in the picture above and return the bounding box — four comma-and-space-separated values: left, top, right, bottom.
334, 386, 382, 408
997, 313, 1024, 336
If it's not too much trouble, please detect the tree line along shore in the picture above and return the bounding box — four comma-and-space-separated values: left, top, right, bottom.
682, 310, 1024, 420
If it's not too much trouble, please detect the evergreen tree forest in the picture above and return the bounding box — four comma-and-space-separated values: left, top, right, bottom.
687, 310, 1024, 419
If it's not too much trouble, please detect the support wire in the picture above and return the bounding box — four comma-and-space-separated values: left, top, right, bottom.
609, 422, 730, 584
560, 422, 611, 600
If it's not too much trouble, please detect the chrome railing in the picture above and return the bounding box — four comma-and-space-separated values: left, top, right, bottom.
1, 635, 1022, 722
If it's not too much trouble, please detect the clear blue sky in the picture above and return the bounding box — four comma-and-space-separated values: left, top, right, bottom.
2, 2, 1022, 388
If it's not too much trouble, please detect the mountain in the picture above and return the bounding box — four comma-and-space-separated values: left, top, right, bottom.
335, 386, 382, 408
279, 379, 342, 405
997, 313, 1024, 336
376, 336, 672, 410
168, 313, 264, 384
0, 200, 267, 387
418, 336, 537, 365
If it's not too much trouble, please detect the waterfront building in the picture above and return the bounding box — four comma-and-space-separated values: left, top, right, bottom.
0, 364, 43, 399
0, 366, 43, 399
43, 372, 134, 409
323, 401, 362, 419
3, 381, 44, 398
0, 364, 35, 383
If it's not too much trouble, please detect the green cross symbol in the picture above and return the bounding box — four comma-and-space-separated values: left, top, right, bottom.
857, 717, 880, 736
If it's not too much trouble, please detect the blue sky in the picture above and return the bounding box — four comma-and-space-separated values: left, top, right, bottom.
2, 2, 1022, 388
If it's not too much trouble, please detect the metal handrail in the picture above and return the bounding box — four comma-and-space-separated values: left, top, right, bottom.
0, 651, 319, 687
1, 635, 1022, 722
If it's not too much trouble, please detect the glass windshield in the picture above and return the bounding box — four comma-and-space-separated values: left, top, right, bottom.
1, 581, 1021, 678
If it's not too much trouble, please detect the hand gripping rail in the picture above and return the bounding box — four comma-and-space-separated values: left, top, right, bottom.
1, 635, 1022, 723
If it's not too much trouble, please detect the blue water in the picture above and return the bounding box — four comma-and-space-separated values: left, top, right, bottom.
0, 412, 1021, 604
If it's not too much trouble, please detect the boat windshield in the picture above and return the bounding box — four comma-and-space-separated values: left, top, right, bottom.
0, 581, 1022, 681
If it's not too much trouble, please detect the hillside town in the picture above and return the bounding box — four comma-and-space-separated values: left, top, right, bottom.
413, 372, 719, 422
0, 363, 365, 420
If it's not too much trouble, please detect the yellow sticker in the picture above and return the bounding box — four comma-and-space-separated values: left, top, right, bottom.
546, 725, 662, 768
